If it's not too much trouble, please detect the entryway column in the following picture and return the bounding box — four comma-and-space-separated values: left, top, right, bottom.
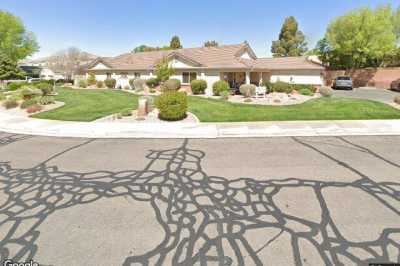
245, 71, 250, 84
259, 72, 263, 85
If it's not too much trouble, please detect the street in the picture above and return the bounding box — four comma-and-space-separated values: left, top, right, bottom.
0, 132, 399, 265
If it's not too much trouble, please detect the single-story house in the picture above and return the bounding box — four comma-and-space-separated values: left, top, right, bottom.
87, 42, 325, 95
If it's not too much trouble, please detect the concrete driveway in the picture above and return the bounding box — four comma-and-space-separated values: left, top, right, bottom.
332, 87, 399, 103
0, 132, 399, 265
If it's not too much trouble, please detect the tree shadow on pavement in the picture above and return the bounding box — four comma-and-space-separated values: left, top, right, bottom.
0, 135, 399, 265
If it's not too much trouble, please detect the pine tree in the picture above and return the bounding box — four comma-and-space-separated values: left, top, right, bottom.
170, 36, 182, 49
203, 40, 219, 47
271, 16, 308, 57
0, 52, 25, 80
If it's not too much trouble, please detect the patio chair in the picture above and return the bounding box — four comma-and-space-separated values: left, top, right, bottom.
255, 86, 267, 98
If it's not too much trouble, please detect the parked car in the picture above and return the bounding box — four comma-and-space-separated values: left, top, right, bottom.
332, 76, 353, 90
390, 79, 400, 92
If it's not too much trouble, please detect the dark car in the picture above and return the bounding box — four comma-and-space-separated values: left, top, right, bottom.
332, 76, 353, 90
390, 79, 400, 92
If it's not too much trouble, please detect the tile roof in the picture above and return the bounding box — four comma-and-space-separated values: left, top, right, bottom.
90, 43, 324, 71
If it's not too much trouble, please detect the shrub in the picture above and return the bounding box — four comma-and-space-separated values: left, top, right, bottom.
121, 109, 132, 116
319, 86, 333, 97
87, 73, 96, 86
78, 80, 87, 88
262, 81, 273, 93
7, 82, 26, 91
244, 98, 253, 103
162, 79, 181, 92
39, 96, 55, 105
21, 98, 38, 109
20, 87, 36, 100
2, 98, 18, 109
104, 78, 116, 89
294, 84, 317, 93
129, 79, 135, 88
35, 82, 54, 95
271, 81, 293, 93
0, 93, 5, 101
394, 96, 400, 105
299, 88, 313, 96
239, 84, 256, 98
155, 91, 187, 121
220, 90, 230, 101
96, 80, 104, 88
133, 79, 145, 91
140, 96, 155, 112
212, 80, 230, 96
146, 77, 160, 88
26, 104, 42, 113
190, 79, 207, 95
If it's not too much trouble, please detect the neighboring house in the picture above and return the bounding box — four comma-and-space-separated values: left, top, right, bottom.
39, 68, 64, 80
87, 42, 325, 95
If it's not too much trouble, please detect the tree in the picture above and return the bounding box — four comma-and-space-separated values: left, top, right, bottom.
0, 52, 25, 80
203, 40, 219, 47
394, 7, 400, 41
320, 6, 397, 69
170, 36, 182, 49
132, 45, 171, 53
0, 11, 39, 61
271, 16, 308, 57
155, 57, 174, 82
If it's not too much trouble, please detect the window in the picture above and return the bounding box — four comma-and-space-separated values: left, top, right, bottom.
134, 72, 140, 78
182, 72, 197, 84
106, 73, 112, 79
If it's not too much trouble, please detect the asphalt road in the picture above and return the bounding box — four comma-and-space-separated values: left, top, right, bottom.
0, 132, 399, 265
332, 87, 400, 103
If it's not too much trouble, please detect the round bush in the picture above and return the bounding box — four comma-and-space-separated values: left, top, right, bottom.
190, 79, 207, 95
394, 96, 400, 105
133, 79, 145, 91
96, 80, 104, 88
299, 88, 313, 96
162, 79, 181, 92
146, 78, 160, 88
78, 80, 87, 88
35, 82, 54, 95
155, 91, 187, 121
319, 86, 333, 97
2, 98, 18, 109
212, 80, 229, 96
21, 98, 38, 109
239, 84, 256, 98
262, 81, 273, 93
104, 78, 116, 89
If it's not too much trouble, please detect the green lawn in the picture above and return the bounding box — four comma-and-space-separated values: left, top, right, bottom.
32, 87, 400, 122
188, 96, 400, 122
32, 87, 139, 121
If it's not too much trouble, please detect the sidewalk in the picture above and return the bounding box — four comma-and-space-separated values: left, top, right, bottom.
1, 112, 400, 138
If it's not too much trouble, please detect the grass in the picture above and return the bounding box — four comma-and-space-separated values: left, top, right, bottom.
188, 96, 400, 122
32, 87, 138, 121
32, 87, 400, 122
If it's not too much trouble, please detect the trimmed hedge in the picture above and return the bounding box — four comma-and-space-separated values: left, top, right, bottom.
78, 80, 87, 88
155, 91, 187, 121
162, 79, 181, 92
146, 77, 160, 88
104, 78, 116, 89
239, 84, 256, 98
212, 80, 229, 96
190, 79, 207, 95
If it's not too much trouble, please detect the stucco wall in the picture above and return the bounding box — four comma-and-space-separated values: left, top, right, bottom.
270, 70, 324, 85
325, 68, 400, 89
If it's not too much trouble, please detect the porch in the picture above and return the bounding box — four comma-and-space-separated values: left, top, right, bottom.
221, 71, 270, 92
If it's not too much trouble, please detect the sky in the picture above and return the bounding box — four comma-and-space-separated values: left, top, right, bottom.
1, 0, 399, 59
